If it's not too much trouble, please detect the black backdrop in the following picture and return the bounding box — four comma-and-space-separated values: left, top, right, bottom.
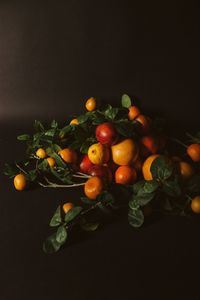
0, 1, 200, 299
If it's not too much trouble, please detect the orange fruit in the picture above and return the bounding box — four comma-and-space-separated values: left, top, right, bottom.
63, 202, 74, 214
58, 148, 78, 164
142, 154, 161, 181
187, 144, 200, 162
88, 143, 110, 165
14, 174, 27, 191
115, 165, 137, 185
140, 135, 159, 156
84, 176, 103, 200
46, 157, 56, 167
36, 148, 47, 159
128, 105, 140, 120
70, 118, 79, 125
85, 97, 97, 111
191, 196, 200, 213
178, 161, 194, 180
111, 138, 138, 166
135, 114, 150, 133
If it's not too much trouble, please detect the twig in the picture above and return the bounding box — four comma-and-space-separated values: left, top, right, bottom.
15, 163, 28, 175
38, 182, 85, 188
170, 137, 187, 148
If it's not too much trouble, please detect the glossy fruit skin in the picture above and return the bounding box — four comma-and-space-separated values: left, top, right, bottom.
46, 157, 56, 167
88, 143, 110, 165
115, 165, 137, 185
96, 122, 118, 146
135, 114, 150, 134
70, 118, 79, 125
80, 155, 94, 174
14, 174, 27, 191
58, 148, 78, 164
85, 97, 96, 111
111, 139, 138, 166
140, 135, 158, 156
36, 148, 47, 159
187, 144, 200, 162
178, 161, 194, 180
142, 154, 161, 181
128, 106, 140, 120
63, 202, 74, 214
191, 196, 200, 213
84, 176, 103, 200
88, 165, 112, 182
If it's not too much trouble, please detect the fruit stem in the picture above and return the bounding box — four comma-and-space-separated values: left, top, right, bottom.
15, 163, 28, 175
170, 137, 187, 148
73, 173, 91, 179
38, 182, 85, 188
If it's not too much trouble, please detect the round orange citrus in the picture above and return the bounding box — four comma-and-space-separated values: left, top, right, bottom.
140, 135, 158, 155
70, 118, 79, 125
63, 202, 74, 214
128, 105, 140, 120
85, 97, 96, 111
46, 157, 56, 167
178, 161, 194, 180
14, 174, 27, 191
36, 148, 47, 159
142, 154, 161, 181
191, 196, 200, 213
58, 148, 78, 164
187, 144, 200, 162
115, 165, 137, 185
135, 114, 150, 133
84, 176, 103, 200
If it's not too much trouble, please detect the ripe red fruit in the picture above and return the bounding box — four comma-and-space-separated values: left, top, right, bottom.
80, 155, 94, 174
140, 135, 159, 156
95, 122, 118, 146
88, 165, 112, 182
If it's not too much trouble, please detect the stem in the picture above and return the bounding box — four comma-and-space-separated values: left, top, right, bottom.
170, 137, 187, 148
15, 163, 28, 175
38, 182, 85, 188
73, 174, 91, 179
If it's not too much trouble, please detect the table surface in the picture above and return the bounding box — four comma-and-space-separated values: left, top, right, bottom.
0, 1, 200, 299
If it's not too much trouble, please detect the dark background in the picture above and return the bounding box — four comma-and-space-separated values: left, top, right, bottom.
0, 1, 200, 299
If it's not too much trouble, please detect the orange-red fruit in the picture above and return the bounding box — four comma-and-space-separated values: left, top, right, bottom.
115, 165, 137, 185
36, 148, 47, 159
70, 118, 79, 125
178, 161, 194, 180
14, 174, 27, 191
46, 157, 56, 167
63, 202, 74, 214
135, 114, 150, 133
58, 148, 78, 164
142, 154, 161, 181
191, 196, 200, 214
84, 176, 103, 200
95, 122, 118, 146
128, 106, 140, 120
140, 135, 159, 156
89, 165, 112, 183
187, 144, 200, 162
85, 97, 97, 111
80, 155, 94, 174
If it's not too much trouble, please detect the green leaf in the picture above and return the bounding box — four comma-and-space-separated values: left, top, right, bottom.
128, 208, 144, 228
77, 114, 89, 124
162, 178, 182, 197
34, 120, 44, 132
97, 202, 111, 214
60, 125, 72, 136
17, 134, 30, 141
80, 141, 91, 154
27, 169, 37, 182
187, 175, 200, 194
43, 233, 62, 254
38, 159, 48, 172
96, 191, 114, 205
104, 105, 119, 121
131, 192, 155, 207
80, 197, 95, 205
56, 225, 67, 244
80, 219, 99, 231
132, 180, 146, 194
46, 149, 66, 168
138, 180, 159, 195
64, 206, 83, 223
121, 94, 132, 108
51, 120, 58, 128
49, 206, 62, 227
4, 163, 18, 178
115, 121, 134, 137
44, 129, 56, 137
150, 156, 173, 181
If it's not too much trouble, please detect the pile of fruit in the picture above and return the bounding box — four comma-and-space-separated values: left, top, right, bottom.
4, 95, 200, 253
